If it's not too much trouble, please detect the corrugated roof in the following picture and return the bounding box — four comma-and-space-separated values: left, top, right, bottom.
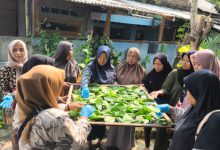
66, 0, 220, 31
198, 0, 218, 14
66, 0, 190, 19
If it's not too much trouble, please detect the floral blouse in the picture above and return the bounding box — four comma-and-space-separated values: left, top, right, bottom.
16, 108, 91, 149
0, 65, 16, 95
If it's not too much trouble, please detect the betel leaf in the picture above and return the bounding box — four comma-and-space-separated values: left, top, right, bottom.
70, 84, 168, 125
122, 114, 134, 123
104, 116, 115, 123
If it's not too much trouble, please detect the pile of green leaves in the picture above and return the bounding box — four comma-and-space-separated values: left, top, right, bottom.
70, 85, 168, 125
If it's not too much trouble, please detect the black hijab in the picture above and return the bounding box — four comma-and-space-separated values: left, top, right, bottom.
170, 69, 220, 150
194, 111, 220, 149
22, 54, 54, 74
53, 41, 80, 83
177, 50, 196, 86
143, 53, 172, 93
53, 41, 72, 69
87, 45, 116, 84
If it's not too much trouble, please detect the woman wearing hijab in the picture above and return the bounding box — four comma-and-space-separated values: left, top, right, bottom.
169, 69, 220, 150
15, 65, 95, 149
21, 54, 83, 110
53, 41, 80, 83
193, 111, 220, 149
192, 49, 220, 77
157, 50, 220, 123
107, 47, 146, 150
150, 51, 195, 150
142, 53, 172, 150
22, 54, 54, 74
81, 45, 116, 148
0, 40, 28, 96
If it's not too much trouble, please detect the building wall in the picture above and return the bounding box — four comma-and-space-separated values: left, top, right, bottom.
0, 0, 18, 36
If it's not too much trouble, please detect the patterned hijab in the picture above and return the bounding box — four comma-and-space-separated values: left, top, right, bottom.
16, 65, 64, 142
116, 47, 146, 85
6, 40, 28, 80
87, 45, 116, 84
193, 49, 220, 77
53, 41, 79, 83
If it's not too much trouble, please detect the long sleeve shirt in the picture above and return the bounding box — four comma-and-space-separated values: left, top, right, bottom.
14, 108, 91, 149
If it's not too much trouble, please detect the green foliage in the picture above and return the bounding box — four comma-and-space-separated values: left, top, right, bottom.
208, 0, 220, 8
0, 109, 3, 129
176, 22, 190, 42
71, 84, 169, 125
27, 19, 63, 56
75, 33, 121, 70
200, 32, 220, 58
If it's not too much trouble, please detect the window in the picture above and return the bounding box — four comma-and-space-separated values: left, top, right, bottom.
41, 22, 78, 32
51, 8, 59, 14
41, 6, 50, 13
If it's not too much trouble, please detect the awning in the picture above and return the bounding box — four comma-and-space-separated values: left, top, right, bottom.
65, 0, 220, 31
65, 0, 190, 19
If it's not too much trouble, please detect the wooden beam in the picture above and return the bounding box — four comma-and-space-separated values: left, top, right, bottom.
32, 0, 40, 35
158, 16, 165, 42
103, 8, 112, 37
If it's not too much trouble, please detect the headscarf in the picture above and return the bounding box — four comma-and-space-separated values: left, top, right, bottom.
53, 41, 80, 83
193, 49, 220, 77
116, 47, 146, 85
194, 111, 220, 149
6, 40, 28, 80
177, 50, 195, 86
87, 45, 116, 84
16, 65, 64, 142
143, 53, 172, 92
170, 69, 220, 150
22, 54, 54, 74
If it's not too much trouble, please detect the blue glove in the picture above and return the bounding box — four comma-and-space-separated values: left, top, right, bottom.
155, 97, 166, 104
156, 104, 170, 113
80, 105, 95, 118
81, 86, 90, 98
0, 95, 14, 109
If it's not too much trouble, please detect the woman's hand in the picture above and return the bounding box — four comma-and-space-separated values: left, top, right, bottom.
69, 102, 84, 110
150, 90, 163, 99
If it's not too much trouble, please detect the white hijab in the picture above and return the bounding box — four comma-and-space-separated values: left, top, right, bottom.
6, 40, 28, 80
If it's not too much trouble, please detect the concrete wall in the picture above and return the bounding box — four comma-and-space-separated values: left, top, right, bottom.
0, 36, 178, 70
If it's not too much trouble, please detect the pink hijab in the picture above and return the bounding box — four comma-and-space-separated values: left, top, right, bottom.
193, 49, 220, 77
6, 40, 28, 80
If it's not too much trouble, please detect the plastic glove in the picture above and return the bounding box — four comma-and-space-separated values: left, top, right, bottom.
81, 86, 90, 98
0, 95, 14, 109
155, 97, 166, 104
80, 105, 95, 118
156, 104, 170, 113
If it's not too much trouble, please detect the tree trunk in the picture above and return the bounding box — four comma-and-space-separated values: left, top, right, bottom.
190, 0, 198, 49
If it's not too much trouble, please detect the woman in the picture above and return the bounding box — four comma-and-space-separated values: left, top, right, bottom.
157, 50, 220, 122
22, 54, 54, 74
81, 45, 116, 148
193, 49, 220, 77
169, 69, 220, 150
142, 53, 172, 150
107, 47, 146, 150
150, 51, 194, 105
151, 51, 195, 150
53, 41, 80, 83
15, 65, 95, 149
0, 39, 28, 96
193, 111, 220, 149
